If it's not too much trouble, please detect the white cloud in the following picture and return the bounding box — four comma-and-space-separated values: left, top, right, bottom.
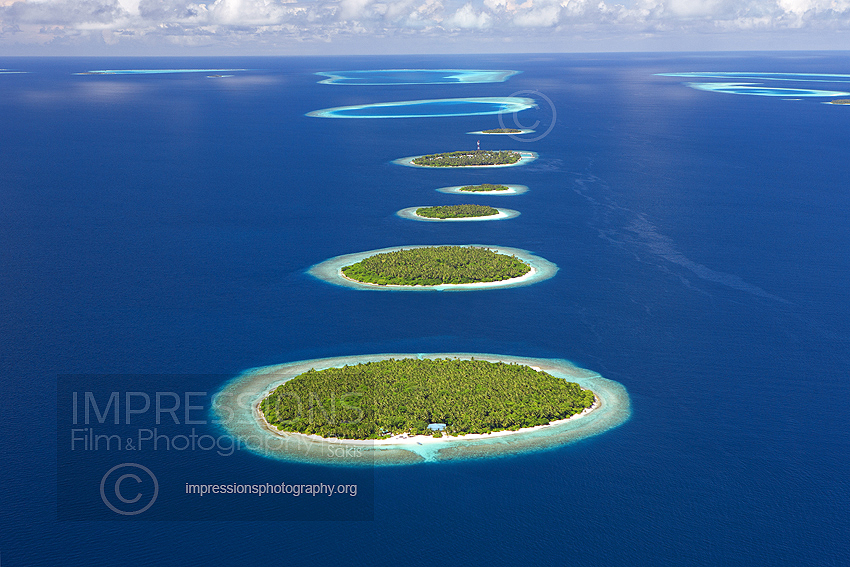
445, 2, 491, 27
2, 0, 850, 52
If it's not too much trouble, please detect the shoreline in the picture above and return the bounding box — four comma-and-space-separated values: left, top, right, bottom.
393, 151, 538, 169
307, 244, 557, 291
212, 353, 631, 466
396, 206, 519, 222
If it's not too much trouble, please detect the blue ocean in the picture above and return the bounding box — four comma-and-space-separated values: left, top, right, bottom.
1, 53, 849, 565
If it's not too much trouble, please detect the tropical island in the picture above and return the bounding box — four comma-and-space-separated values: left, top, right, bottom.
829, 99, 850, 105
415, 204, 499, 219
460, 183, 510, 192
412, 150, 521, 167
259, 358, 596, 440
482, 128, 521, 133
341, 245, 530, 286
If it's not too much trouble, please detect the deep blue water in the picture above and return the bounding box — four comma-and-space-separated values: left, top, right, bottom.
1, 53, 849, 565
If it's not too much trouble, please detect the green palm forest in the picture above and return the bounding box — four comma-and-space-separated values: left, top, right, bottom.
416, 204, 498, 219
412, 150, 521, 167
459, 183, 510, 192
341, 246, 530, 286
260, 358, 596, 439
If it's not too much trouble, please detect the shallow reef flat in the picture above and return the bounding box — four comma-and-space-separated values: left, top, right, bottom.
212, 353, 631, 466
657, 71, 850, 83
684, 82, 850, 97
316, 69, 520, 85
307, 97, 536, 119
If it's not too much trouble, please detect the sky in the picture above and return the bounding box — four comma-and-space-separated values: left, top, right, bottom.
0, 0, 849, 55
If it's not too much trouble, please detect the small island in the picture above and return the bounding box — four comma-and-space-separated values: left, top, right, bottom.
341, 246, 530, 286
460, 183, 510, 192
436, 184, 528, 196
412, 150, 521, 167
482, 128, 521, 133
829, 99, 850, 105
415, 204, 499, 219
260, 358, 596, 440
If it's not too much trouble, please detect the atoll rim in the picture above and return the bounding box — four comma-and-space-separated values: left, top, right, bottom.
684, 82, 850, 97
308, 244, 557, 291
307, 97, 536, 119
212, 353, 631, 466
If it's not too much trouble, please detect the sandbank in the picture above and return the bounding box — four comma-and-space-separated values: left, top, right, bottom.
437, 184, 529, 196
396, 207, 520, 222
212, 353, 631, 466
316, 69, 520, 85
467, 129, 535, 135
394, 151, 538, 169
307, 244, 557, 291
307, 97, 535, 119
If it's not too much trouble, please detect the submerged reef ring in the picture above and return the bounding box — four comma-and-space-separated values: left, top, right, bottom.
395, 151, 537, 168
74, 69, 248, 75
212, 353, 631, 466
684, 82, 850, 97
308, 244, 557, 291
657, 72, 850, 84
316, 69, 520, 85
307, 97, 536, 119
437, 184, 529, 196
397, 207, 520, 222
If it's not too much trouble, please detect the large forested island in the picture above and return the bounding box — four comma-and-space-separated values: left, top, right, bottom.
415, 204, 499, 218
459, 183, 510, 192
412, 150, 521, 167
259, 358, 596, 439
341, 245, 530, 286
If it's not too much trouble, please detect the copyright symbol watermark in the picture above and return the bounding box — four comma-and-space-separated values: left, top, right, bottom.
100, 463, 159, 515
499, 90, 557, 142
